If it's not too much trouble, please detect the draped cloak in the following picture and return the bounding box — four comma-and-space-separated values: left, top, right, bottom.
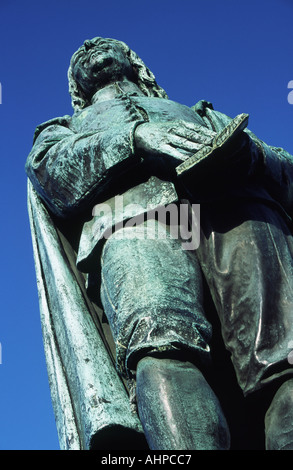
27, 181, 146, 450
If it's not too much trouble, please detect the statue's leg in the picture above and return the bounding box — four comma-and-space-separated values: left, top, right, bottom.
197, 202, 293, 403
100, 220, 229, 449
136, 355, 230, 450
265, 379, 293, 450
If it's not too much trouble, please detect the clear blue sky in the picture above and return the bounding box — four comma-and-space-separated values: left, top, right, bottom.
0, 0, 292, 450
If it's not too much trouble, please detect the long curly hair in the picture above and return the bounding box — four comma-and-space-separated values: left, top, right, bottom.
68, 37, 168, 112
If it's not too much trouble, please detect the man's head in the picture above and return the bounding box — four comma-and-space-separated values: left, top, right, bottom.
68, 37, 168, 111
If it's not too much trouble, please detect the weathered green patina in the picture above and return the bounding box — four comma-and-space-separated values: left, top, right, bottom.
26, 37, 293, 450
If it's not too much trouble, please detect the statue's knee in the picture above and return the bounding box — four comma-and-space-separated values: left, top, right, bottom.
136, 353, 200, 379
265, 379, 293, 424
137, 355, 181, 382
136, 353, 230, 450
265, 379, 293, 450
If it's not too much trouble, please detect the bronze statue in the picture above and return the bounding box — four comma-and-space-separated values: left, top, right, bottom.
26, 37, 293, 450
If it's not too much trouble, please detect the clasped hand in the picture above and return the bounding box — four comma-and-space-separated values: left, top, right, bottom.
134, 121, 216, 165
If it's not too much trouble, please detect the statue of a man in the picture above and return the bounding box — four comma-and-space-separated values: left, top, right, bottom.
26, 37, 293, 450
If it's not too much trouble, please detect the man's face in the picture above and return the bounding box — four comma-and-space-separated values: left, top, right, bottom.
72, 38, 134, 97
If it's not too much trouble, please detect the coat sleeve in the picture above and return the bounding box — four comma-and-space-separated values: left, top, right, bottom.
253, 140, 293, 217
25, 116, 142, 218
194, 101, 293, 217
